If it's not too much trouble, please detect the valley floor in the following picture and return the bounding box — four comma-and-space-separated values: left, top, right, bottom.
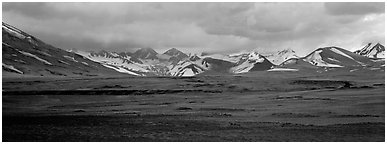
2, 70, 385, 141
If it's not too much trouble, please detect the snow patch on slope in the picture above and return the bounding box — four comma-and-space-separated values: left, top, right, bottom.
262, 49, 299, 65
305, 50, 343, 67
181, 68, 195, 76
63, 55, 79, 62
327, 58, 341, 63
230, 52, 265, 73
2, 42, 12, 47
330, 48, 355, 60
230, 60, 255, 73
81, 62, 89, 65
103, 64, 139, 76
170, 59, 208, 76
267, 68, 299, 72
2, 24, 26, 39
58, 60, 70, 65
18, 51, 52, 65
75, 51, 150, 73
2, 63, 24, 74
376, 52, 385, 58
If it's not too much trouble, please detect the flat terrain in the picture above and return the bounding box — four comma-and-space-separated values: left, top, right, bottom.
2, 70, 385, 141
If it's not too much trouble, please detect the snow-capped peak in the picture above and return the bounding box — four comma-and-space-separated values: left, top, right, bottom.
247, 52, 264, 62
261, 48, 299, 65
354, 43, 385, 58
169, 58, 209, 76
304, 48, 343, 67
88, 50, 121, 58
230, 51, 274, 73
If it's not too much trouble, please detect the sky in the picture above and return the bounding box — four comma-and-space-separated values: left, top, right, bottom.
2, 2, 385, 56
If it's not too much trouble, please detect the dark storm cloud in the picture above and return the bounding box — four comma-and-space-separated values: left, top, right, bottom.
36, 31, 108, 51
3, 3, 52, 19
2, 3, 79, 20
36, 29, 146, 52
2, 2, 385, 55
325, 2, 385, 16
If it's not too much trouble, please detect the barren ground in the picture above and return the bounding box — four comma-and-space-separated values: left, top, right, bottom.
2, 70, 385, 141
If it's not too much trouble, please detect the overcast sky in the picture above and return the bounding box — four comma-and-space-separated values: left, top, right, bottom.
2, 2, 385, 56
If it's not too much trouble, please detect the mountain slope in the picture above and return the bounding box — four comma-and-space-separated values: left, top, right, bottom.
201, 53, 241, 63
163, 48, 189, 64
279, 58, 319, 69
169, 56, 210, 76
2, 22, 129, 77
261, 49, 300, 65
303, 47, 374, 67
230, 52, 275, 73
354, 43, 385, 59
71, 49, 149, 76
133, 47, 159, 59
278, 46, 380, 72
72, 48, 194, 76
202, 57, 235, 73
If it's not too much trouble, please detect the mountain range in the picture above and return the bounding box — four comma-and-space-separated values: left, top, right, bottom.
2, 22, 127, 77
2, 22, 385, 77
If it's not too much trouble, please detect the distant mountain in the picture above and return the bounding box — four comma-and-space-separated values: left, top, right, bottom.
354, 43, 385, 59
278, 58, 318, 70
278, 46, 381, 72
133, 47, 159, 59
72, 48, 194, 76
2, 22, 128, 77
201, 53, 241, 63
230, 52, 275, 73
261, 49, 300, 65
163, 48, 189, 64
169, 56, 210, 76
202, 57, 236, 73
303, 47, 374, 67
164, 48, 188, 59
73, 48, 249, 76
73, 50, 149, 76
89, 50, 123, 59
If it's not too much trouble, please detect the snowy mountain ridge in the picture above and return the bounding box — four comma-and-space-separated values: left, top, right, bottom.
278, 46, 382, 73
71, 45, 385, 76
2, 22, 127, 77
3, 22, 384, 77
354, 43, 385, 59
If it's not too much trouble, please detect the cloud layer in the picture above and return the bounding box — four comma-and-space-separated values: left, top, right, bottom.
3, 2, 385, 55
